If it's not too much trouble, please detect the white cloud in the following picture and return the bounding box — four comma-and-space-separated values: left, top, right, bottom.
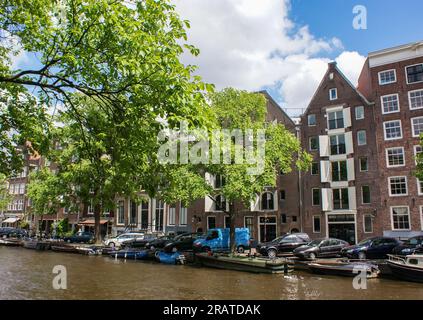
174, 0, 365, 116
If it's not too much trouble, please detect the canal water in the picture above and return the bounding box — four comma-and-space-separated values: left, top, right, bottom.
0, 246, 422, 300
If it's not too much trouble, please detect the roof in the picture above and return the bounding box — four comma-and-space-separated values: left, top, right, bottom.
258, 90, 296, 126
368, 40, 423, 57
2, 217, 20, 224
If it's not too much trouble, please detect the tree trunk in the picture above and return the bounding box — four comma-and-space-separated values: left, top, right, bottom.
94, 202, 102, 244
228, 202, 236, 255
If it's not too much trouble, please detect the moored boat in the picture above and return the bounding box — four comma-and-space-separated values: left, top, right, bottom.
109, 249, 151, 260
308, 260, 380, 278
51, 244, 79, 254
22, 239, 51, 250
157, 251, 186, 265
0, 238, 23, 247
76, 246, 103, 255
387, 254, 423, 283
195, 253, 292, 274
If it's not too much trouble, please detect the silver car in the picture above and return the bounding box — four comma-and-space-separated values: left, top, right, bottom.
103, 232, 145, 248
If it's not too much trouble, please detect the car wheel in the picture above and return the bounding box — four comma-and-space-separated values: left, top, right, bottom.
237, 246, 245, 254
309, 252, 317, 260
358, 252, 366, 260
267, 249, 277, 259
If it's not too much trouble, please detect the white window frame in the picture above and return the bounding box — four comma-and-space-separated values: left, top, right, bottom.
363, 214, 373, 233
390, 206, 411, 231
383, 120, 403, 141
207, 216, 216, 230
117, 200, 125, 225
385, 147, 405, 168
408, 89, 423, 110
308, 114, 316, 126
414, 145, 422, 165
329, 88, 338, 101
168, 206, 176, 226
311, 162, 319, 176
357, 130, 367, 146
381, 93, 400, 114
179, 205, 187, 226
312, 188, 320, 207
420, 206, 423, 231
378, 69, 397, 85
359, 157, 368, 172
388, 176, 408, 197
417, 178, 423, 196
361, 185, 371, 205
309, 136, 318, 151
411, 116, 423, 137
405, 63, 423, 85
312, 215, 321, 233
355, 106, 364, 120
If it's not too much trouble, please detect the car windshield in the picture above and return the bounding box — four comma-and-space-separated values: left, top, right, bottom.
408, 238, 420, 245
358, 238, 373, 246
271, 236, 284, 243
307, 240, 322, 247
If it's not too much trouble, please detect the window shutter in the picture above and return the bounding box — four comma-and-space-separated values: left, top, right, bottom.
205, 195, 214, 212
345, 132, 354, 154
321, 188, 333, 211
273, 190, 278, 211
348, 187, 357, 210
319, 135, 329, 157
343, 107, 352, 128
347, 158, 355, 181
250, 194, 260, 211
320, 161, 331, 183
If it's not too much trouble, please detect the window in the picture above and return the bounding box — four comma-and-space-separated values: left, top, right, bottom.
414, 145, 422, 165
329, 88, 337, 100
224, 216, 231, 229
381, 94, 400, 114
360, 157, 368, 172
141, 201, 149, 229
391, 207, 410, 230
383, 120, 402, 140
215, 194, 227, 211
330, 134, 346, 155
88, 200, 94, 215
332, 161, 347, 182
417, 179, 423, 196
155, 200, 164, 231
409, 89, 423, 110
244, 217, 254, 235
261, 192, 274, 211
389, 176, 408, 196
406, 64, 423, 84
308, 114, 316, 126
362, 186, 371, 204
420, 207, 423, 231
328, 110, 344, 130
378, 69, 397, 85
207, 216, 216, 230
179, 205, 187, 225
312, 188, 320, 206
313, 216, 321, 233
19, 183, 25, 194
168, 206, 176, 225
412, 117, 423, 137
311, 162, 319, 175
309, 136, 319, 151
357, 130, 367, 146
281, 214, 287, 224
280, 190, 286, 201
355, 106, 364, 120
333, 188, 349, 210
364, 215, 373, 233
214, 174, 225, 189
130, 201, 137, 225
386, 147, 405, 167
292, 216, 298, 222
118, 200, 125, 225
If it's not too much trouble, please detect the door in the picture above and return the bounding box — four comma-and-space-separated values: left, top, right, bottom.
319, 240, 332, 257
328, 224, 356, 244
259, 216, 277, 243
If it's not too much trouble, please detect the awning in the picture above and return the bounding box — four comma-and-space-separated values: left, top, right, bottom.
2, 217, 20, 224
78, 219, 109, 226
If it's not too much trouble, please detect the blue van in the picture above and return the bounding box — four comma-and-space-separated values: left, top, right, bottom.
193, 228, 250, 253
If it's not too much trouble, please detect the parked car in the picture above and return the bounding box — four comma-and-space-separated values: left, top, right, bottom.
0, 227, 28, 238
63, 231, 95, 243
145, 235, 175, 250
193, 228, 250, 253
163, 232, 204, 253
392, 235, 423, 256
257, 233, 311, 258
121, 234, 159, 249
293, 238, 350, 260
341, 236, 401, 260
103, 232, 145, 248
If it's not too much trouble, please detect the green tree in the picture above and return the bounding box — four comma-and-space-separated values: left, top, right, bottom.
0, 173, 11, 212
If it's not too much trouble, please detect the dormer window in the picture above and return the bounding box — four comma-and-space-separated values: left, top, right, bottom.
308, 114, 316, 126
329, 88, 338, 101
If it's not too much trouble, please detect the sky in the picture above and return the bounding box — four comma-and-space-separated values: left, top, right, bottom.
173, 0, 423, 116
10, 0, 423, 117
